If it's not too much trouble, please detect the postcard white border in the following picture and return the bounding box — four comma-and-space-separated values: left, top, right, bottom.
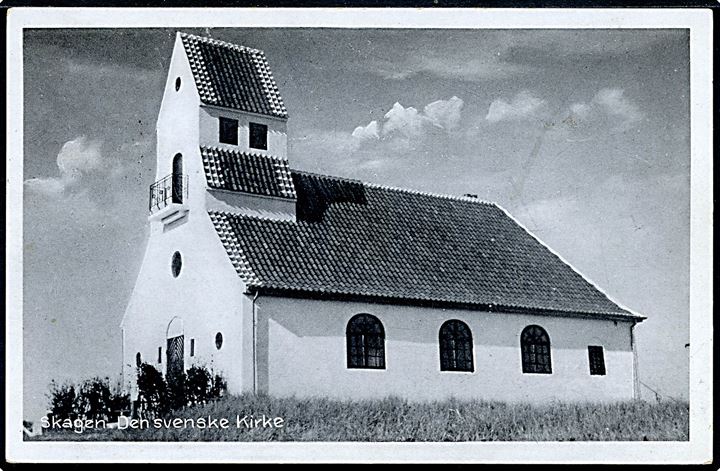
5, 7, 713, 464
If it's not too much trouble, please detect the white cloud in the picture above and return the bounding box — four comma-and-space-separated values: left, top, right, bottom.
485, 91, 546, 123
381, 97, 465, 138
592, 88, 643, 124
351, 120, 380, 142
24, 136, 103, 196
424, 96, 464, 130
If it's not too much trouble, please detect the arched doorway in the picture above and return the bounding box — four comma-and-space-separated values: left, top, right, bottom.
166, 317, 184, 379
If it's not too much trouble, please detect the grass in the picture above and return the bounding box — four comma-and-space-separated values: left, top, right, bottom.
31, 394, 689, 441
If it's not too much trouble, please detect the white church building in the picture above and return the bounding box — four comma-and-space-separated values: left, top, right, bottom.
121, 32, 646, 404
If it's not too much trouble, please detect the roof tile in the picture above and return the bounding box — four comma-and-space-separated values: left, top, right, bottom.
208, 171, 638, 319
180, 33, 288, 119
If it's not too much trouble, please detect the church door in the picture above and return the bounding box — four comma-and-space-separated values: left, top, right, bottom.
166, 335, 184, 379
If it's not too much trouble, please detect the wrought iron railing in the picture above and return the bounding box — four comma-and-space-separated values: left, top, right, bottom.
149, 173, 188, 213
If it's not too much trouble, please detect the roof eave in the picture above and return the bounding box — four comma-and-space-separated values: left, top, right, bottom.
244, 285, 645, 323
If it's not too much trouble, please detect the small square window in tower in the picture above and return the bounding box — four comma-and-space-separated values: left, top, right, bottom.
249, 122, 268, 150
219, 117, 239, 145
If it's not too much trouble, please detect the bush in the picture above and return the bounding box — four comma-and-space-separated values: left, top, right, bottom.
136, 363, 168, 419
48, 380, 78, 421
166, 370, 188, 411
47, 377, 130, 423
186, 366, 227, 406
136, 363, 226, 417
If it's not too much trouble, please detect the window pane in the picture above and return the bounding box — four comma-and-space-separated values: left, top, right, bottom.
219, 117, 238, 145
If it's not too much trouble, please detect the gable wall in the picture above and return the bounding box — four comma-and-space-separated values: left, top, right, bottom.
121, 213, 249, 398
253, 296, 636, 403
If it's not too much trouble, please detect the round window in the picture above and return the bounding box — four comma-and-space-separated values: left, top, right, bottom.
135, 352, 142, 367
215, 332, 223, 350
171, 251, 182, 278
175, 77, 181, 91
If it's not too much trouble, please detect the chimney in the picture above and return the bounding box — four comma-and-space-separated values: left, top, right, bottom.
463, 193, 478, 199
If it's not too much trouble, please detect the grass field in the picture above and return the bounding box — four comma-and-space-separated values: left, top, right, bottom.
31, 394, 689, 441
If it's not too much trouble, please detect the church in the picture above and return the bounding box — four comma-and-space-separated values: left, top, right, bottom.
121, 32, 645, 404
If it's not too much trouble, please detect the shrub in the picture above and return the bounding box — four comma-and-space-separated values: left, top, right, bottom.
136, 363, 168, 418
47, 377, 130, 424
48, 380, 78, 421
76, 377, 113, 421
186, 365, 226, 406
166, 370, 188, 411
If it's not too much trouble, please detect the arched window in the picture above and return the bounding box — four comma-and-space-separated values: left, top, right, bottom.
346, 314, 385, 369
171, 153, 183, 204
521, 325, 552, 374
439, 320, 474, 372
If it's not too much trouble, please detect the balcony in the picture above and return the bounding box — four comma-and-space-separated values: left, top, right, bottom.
149, 173, 188, 224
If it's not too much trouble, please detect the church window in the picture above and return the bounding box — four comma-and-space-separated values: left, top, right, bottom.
215, 332, 223, 350
190, 338, 195, 357
219, 117, 238, 145
171, 251, 182, 278
175, 77, 181, 91
439, 320, 474, 372
588, 345, 606, 375
521, 325, 552, 374
135, 352, 142, 367
157, 347, 162, 364
346, 314, 385, 369
249, 122, 268, 150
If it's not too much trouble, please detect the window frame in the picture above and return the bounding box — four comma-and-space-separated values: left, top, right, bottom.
219, 117, 239, 145
439, 319, 474, 372
346, 314, 386, 369
249, 122, 268, 150
588, 345, 606, 375
520, 325, 552, 374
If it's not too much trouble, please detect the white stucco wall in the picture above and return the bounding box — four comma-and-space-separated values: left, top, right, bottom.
121, 33, 252, 398
253, 296, 637, 403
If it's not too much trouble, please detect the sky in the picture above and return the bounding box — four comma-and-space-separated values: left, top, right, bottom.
22, 28, 690, 421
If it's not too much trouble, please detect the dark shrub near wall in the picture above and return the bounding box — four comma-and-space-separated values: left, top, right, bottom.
47, 377, 129, 423
135, 363, 226, 419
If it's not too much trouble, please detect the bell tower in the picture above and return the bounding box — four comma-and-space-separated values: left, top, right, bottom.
149, 32, 295, 227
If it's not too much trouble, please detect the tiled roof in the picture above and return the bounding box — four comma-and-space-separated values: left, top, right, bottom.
208, 172, 640, 319
180, 33, 287, 119
201, 146, 296, 199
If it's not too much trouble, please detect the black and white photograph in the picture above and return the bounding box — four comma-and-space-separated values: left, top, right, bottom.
5, 7, 713, 464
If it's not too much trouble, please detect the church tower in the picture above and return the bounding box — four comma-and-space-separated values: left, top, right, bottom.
149, 32, 295, 228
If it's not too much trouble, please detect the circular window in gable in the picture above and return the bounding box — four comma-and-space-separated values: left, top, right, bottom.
171, 251, 182, 278
175, 77, 182, 91
136, 352, 142, 367
215, 332, 223, 350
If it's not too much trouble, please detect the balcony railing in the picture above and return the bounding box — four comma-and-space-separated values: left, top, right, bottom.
149, 173, 188, 213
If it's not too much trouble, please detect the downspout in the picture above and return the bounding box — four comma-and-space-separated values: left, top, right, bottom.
630, 321, 639, 400
252, 290, 260, 395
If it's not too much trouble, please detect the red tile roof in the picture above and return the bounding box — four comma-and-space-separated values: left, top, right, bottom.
201, 146, 296, 199
208, 171, 641, 320
180, 33, 287, 119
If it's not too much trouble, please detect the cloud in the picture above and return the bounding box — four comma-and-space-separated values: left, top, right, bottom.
424, 96, 463, 130
24, 136, 103, 196
592, 88, 643, 125
351, 120, 380, 142
485, 91, 546, 123
346, 97, 465, 147
382, 103, 426, 137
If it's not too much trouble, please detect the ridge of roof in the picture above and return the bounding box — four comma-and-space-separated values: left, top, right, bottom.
179, 32, 263, 55
290, 169, 498, 207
